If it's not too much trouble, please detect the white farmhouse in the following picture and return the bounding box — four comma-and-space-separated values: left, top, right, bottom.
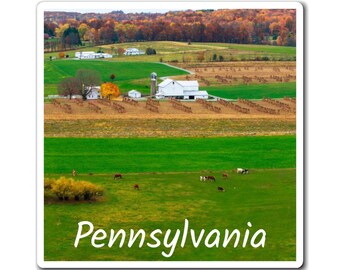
75, 51, 112, 59
124, 48, 145, 56
155, 79, 208, 100
128, 90, 142, 99
86, 86, 101, 99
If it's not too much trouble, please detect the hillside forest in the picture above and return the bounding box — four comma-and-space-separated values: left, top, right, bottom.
44, 9, 296, 51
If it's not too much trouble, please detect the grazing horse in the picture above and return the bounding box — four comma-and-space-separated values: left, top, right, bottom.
113, 173, 123, 180
218, 186, 225, 192
134, 184, 139, 190
72, 169, 76, 176
222, 173, 229, 178
237, 168, 249, 174
200, 176, 207, 182
207, 176, 216, 181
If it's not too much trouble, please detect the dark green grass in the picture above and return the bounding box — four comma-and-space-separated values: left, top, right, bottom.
44, 169, 296, 261
206, 82, 296, 99
44, 136, 296, 174
44, 60, 188, 96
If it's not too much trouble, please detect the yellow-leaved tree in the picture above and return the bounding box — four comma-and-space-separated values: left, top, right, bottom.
100, 82, 121, 100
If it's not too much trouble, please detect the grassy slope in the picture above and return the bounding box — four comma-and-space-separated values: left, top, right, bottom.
44, 60, 189, 96
45, 169, 296, 261
44, 136, 296, 174
206, 82, 296, 99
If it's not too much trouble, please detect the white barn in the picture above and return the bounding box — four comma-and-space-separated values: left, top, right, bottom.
75, 51, 112, 59
124, 48, 145, 56
128, 90, 142, 98
155, 79, 208, 100
86, 86, 101, 99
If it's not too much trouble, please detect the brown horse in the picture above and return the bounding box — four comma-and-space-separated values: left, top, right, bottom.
113, 173, 122, 180
207, 176, 216, 181
222, 173, 229, 178
134, 184, 140, 190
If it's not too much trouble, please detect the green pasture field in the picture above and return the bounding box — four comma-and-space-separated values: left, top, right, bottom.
44, 60, 188, 96
44, 136, 296, 174
45, 169, 296, 261
44, 136, 296, 261
206, 82, 296, 100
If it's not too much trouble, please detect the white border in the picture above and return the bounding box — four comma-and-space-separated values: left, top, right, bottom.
37, 1, 304, 268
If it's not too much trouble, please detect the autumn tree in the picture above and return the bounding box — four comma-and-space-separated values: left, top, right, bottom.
61, 27, 81, 49
117, 47, 125, 56
58, 77, 82, 99
78, 23, 90, 40
76, 69, 101, 100
100, 82, 120, 100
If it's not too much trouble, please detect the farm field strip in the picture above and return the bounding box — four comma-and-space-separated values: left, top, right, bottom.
44, 117, 296, 138
44, 136, 296, 174
44, 41, 296, 61
44, 99, 296, 117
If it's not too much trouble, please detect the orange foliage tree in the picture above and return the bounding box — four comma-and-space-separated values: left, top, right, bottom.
100, 82, 120, 100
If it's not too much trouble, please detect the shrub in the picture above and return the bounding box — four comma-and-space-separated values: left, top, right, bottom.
47, 177, 103, 202
146, 47, 156, 55
44, 178, 55, 190
58, 52, 65, 58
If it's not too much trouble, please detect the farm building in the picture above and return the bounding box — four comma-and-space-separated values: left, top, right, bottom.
128, 90, 142, 99
124, 48, 145, 56
75, 51, 112, 59
155, 79, 208, 100
86, 86, 101, 99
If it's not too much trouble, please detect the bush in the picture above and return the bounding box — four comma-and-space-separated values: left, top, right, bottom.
58, 52, 65, 58
146, 47, 156, 55
46, 177, 103, 202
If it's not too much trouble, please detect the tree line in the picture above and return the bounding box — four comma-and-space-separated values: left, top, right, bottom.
44, 9, 296, 50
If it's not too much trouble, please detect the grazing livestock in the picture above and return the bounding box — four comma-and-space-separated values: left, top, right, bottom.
218, 186, 225, 192
206, 176, 216, 181
134, 184, 139, 190
72, 169, 77, 176
237, 168, 249, 174
200, 176, 207, 182
113, 173, 123, 180
222, 173, 229, 178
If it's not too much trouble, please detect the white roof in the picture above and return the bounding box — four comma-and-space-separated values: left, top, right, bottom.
77, 51, 95, 54
158, 79, 173, 87
158, 79, 199, 88
128, 90, 141, 94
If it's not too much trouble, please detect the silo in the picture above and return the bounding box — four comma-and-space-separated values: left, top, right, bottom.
150, 72, 157, 96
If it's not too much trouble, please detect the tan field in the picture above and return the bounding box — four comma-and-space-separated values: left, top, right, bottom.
171, 61, 296, 86
44, 98, 296, 138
